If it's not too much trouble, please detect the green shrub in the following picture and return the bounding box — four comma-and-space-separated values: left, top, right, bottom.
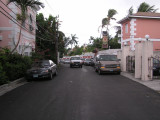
0, 63, 8, 85
0, 48, 32, 85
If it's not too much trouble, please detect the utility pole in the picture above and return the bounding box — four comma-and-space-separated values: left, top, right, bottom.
55, 16, 62, 64
55, 20, 59, 64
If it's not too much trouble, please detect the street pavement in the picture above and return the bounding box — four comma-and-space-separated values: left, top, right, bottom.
0, 64, 160, 120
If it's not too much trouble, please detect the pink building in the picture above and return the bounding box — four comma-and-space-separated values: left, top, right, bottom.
118, 12, 160, 51
0, 0, 38, 56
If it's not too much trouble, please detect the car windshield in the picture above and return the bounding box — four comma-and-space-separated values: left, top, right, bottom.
99, 55, 118, 61
85, 59, 91, 61
32, 61, 50, 67
65, 59, 70, 61
71, 57, 80, 60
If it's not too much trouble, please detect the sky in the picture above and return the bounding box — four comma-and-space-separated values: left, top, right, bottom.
39, 0, 160, 46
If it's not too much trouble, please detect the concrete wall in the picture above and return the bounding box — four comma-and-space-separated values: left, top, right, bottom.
135, 43, 142, 78
121, 46, 130, 71
120, 41, 154, 81
141, 41, 153, 81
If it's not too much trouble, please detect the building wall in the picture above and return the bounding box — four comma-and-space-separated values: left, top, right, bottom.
135, 18, 160, 39
121, 18, 160, 51
122, 20, 131, 41
0, 0, 36, 56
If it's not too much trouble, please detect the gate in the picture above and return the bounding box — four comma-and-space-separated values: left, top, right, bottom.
126, 56, 135, 73
148, 56, 160, 79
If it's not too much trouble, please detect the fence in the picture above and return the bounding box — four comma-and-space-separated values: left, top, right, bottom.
126, 56, 135, 73
148, 56, 160, 79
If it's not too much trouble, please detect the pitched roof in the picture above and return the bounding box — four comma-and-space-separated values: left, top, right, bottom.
118, 12, 160, 24
132, 12, 160, 17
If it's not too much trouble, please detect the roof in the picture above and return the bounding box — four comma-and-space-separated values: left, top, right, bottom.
133, 12, 160, 17
118, 12, 160, 24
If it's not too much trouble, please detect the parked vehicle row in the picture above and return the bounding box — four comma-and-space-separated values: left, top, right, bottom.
61, 53, 121, 75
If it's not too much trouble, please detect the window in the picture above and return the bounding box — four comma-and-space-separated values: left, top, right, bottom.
125, 24, 128, 33
24, 52, 28, 56
29, 14, 33, 23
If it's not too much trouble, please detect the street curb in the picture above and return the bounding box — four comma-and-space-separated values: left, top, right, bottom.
0, 77, 27, 96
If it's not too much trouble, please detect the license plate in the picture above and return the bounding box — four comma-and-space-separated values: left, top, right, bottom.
110, 70, 113, 71
76, 64, 78, 65
33, 74, 38, 78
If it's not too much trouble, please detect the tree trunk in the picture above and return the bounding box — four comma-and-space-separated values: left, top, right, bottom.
11, 22, 23, 54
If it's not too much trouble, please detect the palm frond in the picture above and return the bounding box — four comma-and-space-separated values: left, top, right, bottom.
107, 9, 117, 18
137, 2, 158, 12
128, 6, 133, 15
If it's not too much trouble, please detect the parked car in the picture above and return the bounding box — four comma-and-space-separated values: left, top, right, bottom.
81, 58, 85, 65
64, 59, 70, 64
90, 58, 95, 66
25, 60, 57, 81
153, 58, 160, 76
84, 58, 92, 66
94, 53, 121, 75
70, 57, 83, 68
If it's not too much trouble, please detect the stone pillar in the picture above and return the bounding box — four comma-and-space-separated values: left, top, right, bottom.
135, 43, 142, 78
121, 46, 130, 71
141, 41, 153, 81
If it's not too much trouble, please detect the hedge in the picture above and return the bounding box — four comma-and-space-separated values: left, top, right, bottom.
0, 48, 32, 85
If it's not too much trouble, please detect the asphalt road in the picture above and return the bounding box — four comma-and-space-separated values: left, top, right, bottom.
0, 64, 160, 120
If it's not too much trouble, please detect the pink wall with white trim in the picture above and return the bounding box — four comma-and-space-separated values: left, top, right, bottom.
122, 20, 131, 40
121, 18, 160, 51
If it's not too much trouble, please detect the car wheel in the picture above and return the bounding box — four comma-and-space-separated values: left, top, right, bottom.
117, 72, 121, 75
98, 69, 102, 75
95, 67, 98, 72
48, 73, 53, 80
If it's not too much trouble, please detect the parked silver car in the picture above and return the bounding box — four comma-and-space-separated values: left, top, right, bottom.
84, 58, 92, 66
70, 57, 83, 68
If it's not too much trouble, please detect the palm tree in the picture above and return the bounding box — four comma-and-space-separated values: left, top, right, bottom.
7, 0, 44, 53
128, 6, 134, 15
64, 37, 71, 47
68, 34, 78, 49
99, 9, 117, 38
102, 9, 117, 30
137, 2, 158, 12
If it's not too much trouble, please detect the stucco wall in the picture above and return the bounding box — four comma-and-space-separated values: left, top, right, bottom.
121, 18, 160, 51
0, 0, 36, 55
135, 18, 160, 39
122, 20, 131, 40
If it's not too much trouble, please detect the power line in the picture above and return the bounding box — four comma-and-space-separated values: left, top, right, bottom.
0, 10, 54, 42
44, 0, 55, 14
0, 1, 55, 42
10, 1, 55, 37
